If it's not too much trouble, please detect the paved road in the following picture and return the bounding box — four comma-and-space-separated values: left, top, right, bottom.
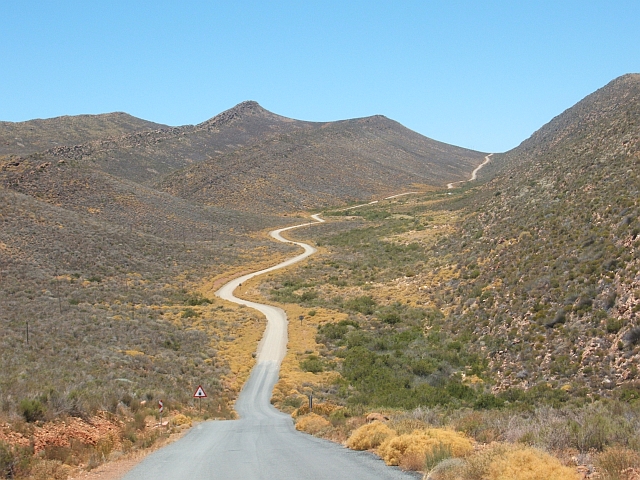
122, 214, 418, 480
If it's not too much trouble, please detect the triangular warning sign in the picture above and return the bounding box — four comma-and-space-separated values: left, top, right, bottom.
193, 385, 207, 398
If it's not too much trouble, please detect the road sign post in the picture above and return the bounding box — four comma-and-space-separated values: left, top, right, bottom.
158, 399, 164, 427
194, 385, 207, 413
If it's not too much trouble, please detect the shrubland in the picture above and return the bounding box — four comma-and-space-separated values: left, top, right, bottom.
1, 74, 638, 478
257, 75, 640, 477
0, 184, 298, 477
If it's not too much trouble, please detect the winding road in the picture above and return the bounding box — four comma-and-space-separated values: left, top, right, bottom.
122, 214, 417, 480
447, 153, 493, 189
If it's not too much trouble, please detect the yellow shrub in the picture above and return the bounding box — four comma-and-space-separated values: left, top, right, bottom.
29, 459, 72, 480
378, 428, 473, 467
295, 413, 331, 435
171, 413, 192, 426
347, 421, 396, 451
485, 447, 580, 480
425, 458, 468, 480
426, 444, 581, 480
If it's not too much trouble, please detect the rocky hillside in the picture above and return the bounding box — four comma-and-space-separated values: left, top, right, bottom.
3, 101, 316, 185
3, 102, 485, 212
0, 112, 166, 157
158, 114, 486, 213
254, 74, 639, 410
453, 73, 640, 392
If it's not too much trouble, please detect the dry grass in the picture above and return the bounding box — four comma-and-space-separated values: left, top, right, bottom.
426, 444, 580, 480
268, 303, 344, 409
26, 459, 72, 480
293, 402, 343, 418
295, 413, 332, 436
346, 421, 396, 450
597, 446, 640, 480
484, 446, 580, 480
377, 428, 473, 468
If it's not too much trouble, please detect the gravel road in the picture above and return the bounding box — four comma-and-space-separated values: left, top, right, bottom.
447, 153, 493, 189
122, 214, 418, 480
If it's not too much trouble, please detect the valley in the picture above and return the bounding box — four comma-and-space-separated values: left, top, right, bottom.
0, 74, 639, 479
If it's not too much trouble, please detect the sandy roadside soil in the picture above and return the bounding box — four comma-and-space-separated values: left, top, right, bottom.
70, 426, 193, 480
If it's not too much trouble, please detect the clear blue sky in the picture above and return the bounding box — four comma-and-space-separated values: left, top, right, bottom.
1, 1, 638, 152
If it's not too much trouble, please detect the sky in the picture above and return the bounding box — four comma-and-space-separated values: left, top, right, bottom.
1, 1, 639, 152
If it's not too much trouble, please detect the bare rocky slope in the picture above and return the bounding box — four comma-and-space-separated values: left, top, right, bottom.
157, 114, 486, 212
3, 102, 486, 213
0, 112, 167, 157
2, 101, 317, 185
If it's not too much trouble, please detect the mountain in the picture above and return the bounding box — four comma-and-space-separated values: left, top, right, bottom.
0, 112, 167, 157
2, 101, 316, 185
156, 114, 486, 212
2, 102, 486, 213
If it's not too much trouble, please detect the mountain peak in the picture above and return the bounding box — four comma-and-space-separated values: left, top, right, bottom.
197, 101, 282, 130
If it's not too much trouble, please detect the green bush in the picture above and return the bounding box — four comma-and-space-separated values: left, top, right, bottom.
606, 318, 623, 334
19, 398, 45, 422
0, 442, 19, 478
181, 308, 199, 318
185, 294, 211, 306
345, 296, 377, 315
317, 319, 359, 341
300, 355, 324, 373
474, 393, 504, 409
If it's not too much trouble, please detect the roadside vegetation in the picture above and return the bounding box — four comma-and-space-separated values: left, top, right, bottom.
255, 102, 640, 477
0, 185, 297, 478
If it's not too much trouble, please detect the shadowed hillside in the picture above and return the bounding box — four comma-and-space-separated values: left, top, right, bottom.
0, 154, 289, 242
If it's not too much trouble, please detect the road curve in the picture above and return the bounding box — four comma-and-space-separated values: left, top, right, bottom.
122, 214, 417, 480
447, 153, 493, 189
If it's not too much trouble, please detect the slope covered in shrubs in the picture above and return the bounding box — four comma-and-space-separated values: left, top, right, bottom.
257, 74, 640, 478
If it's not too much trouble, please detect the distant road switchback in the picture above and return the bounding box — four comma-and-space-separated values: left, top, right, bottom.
447, 153, 493, 189
122, 214, 417, 480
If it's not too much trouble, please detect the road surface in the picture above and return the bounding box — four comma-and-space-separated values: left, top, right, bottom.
447, 153, 493, 189
122, 214, 417, 480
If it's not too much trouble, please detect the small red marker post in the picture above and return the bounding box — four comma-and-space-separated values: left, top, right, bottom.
158, 399, 164, 427
193, 385, 207, 413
